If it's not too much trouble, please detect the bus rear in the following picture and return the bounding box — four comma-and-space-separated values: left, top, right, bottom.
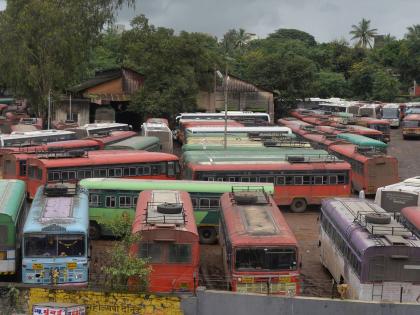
219, 191, 300, 295
402, 114, 420, 139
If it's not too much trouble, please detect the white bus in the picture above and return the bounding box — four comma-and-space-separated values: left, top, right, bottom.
184, 126, 292, 139
141, 122, 173, 154
0, 130, 76, 147
375, 177, 420, 213
68, 123, 130, 138
381, 103, 400, 127
175, 111, 271, 126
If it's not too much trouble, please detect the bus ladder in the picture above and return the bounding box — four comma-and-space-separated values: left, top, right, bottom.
371, 282, 384, 301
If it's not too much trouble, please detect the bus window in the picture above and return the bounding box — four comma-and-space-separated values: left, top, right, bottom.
167, 162, 175, 176
119, 196, 131, 208
89, 194, 100, 207
168, 244, 191, 263
105, 196, 116, 208
0, 225, 7, 245
199, 199, 211, 208
139, 243, 162, 263
210, 198, 219, 208
235, 248, 297, 271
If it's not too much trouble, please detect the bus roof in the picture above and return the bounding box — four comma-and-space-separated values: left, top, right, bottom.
182, 143, 265, 152
336, 133, 387, 148
377, 177, 420, 193
329, 144, 392, 163
321, 198, 419, 253
220, 191, 298, 247
132, 190, 198, 236
105, 136, 160, 150
23, 185, 89, 234
0, 180, 26, 222
28, 150, 178, 168
88, 130, 137, 145
404, 114, 420, 121
79, 178, 275, 194
186, 126, 291, 134
401, 207, 420, 230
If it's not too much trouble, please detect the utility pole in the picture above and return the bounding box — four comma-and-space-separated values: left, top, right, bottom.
47, 89, 51, 130
69, 93, 72, 121
224, 62, 228, 150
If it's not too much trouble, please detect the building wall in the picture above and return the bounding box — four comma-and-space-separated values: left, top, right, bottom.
54, 102, 90, 126
86, 78, 123, 95
28, 288, 183, 315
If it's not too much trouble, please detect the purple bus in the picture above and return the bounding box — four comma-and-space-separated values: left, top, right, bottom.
320, 198, 420, 302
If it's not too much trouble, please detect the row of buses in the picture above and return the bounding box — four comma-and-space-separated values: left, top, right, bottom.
0, 178, 300, 296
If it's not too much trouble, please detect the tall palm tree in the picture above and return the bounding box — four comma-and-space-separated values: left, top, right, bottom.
235, 28, 254, 50
349, 18, 378, 48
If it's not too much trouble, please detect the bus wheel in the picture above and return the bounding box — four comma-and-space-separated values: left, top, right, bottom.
89, 223, 101, 240
290, 198, 307, 213
199, 227, 217, 244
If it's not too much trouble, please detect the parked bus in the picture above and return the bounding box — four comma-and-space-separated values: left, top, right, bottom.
3, 153, 33, 181
106, 136, 161, 152
79, 178, 274, 243
219, 190, 300, 295
176, 111, 271, 126
320, 198, 420, 302
357, 103, 382, 118
146, 118, 169, 126
355, 118, 390, 142
22, 184, 89, 286
131, 190, 199, 293
183, 153, 351, 212
178, 119, 244, 143
89, 130, 137, 148
68, 123, 130, 138
335, 133, 387, 151
25, 150, 180, 198
402, 114, 420, 139
0, 180, 27, 277
400, 207, 420, 238
374, 177, 420, 213
381, 103, 401, 128
184, 126, 292, 142
0, 130, 76, 147
328, 144, 398, 195
141, 122, 173, 153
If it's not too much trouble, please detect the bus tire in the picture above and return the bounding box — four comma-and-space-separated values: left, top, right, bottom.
290, 198, 307, 213
199, 227, 218, 244
365, 213, 391, 224
89, 222, 101, 240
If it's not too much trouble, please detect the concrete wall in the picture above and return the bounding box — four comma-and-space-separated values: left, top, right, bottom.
28, 287, 183, 315
54, 101, 90, 126
181, 288, 420, 315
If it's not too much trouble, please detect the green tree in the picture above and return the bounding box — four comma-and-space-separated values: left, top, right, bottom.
0, 0, 133, 115
89, 28, 125, 73
124, 15, 219, 119
101, 215, 150, 291
268, 28, 316, 46
315, 71, 349, 98
349, 18, 378, 48
371, 69, 400, 101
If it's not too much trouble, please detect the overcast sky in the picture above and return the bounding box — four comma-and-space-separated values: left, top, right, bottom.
2, 0, 420, 42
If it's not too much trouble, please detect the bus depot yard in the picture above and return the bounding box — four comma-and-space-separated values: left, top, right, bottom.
2, 103, 420, 307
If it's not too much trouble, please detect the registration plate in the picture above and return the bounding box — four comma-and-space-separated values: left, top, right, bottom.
278, 276, 291, 283
241, 277, 254, 283
67, 262, 77, 269
32, 263, 43, 270
0, 252, 5, 260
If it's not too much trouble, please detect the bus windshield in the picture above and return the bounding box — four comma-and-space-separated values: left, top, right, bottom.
235, 247, 297, 271
404, 120, 420, 128
370, 124, 390, 133
24, 234, 85, 257
382, 108, 399, 119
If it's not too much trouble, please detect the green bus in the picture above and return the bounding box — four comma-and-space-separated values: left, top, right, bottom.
79, 178, 274, 244
0, 180, 27, 277
105, 136, 161, 152
336, 133, 388, 151
181, 148, 331, 165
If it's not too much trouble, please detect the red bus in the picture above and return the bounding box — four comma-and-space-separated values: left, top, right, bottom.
88, 130, 137, 148
355, 117, 390, 142
3, 153, 33, 181
219, 190, 300, 295
131, 190, 199, 293
183, 157, 351, 212
328, 143, 398, 195
400, 207, 420, 238
25, 150, 180, 198
402, 114, 420, 139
